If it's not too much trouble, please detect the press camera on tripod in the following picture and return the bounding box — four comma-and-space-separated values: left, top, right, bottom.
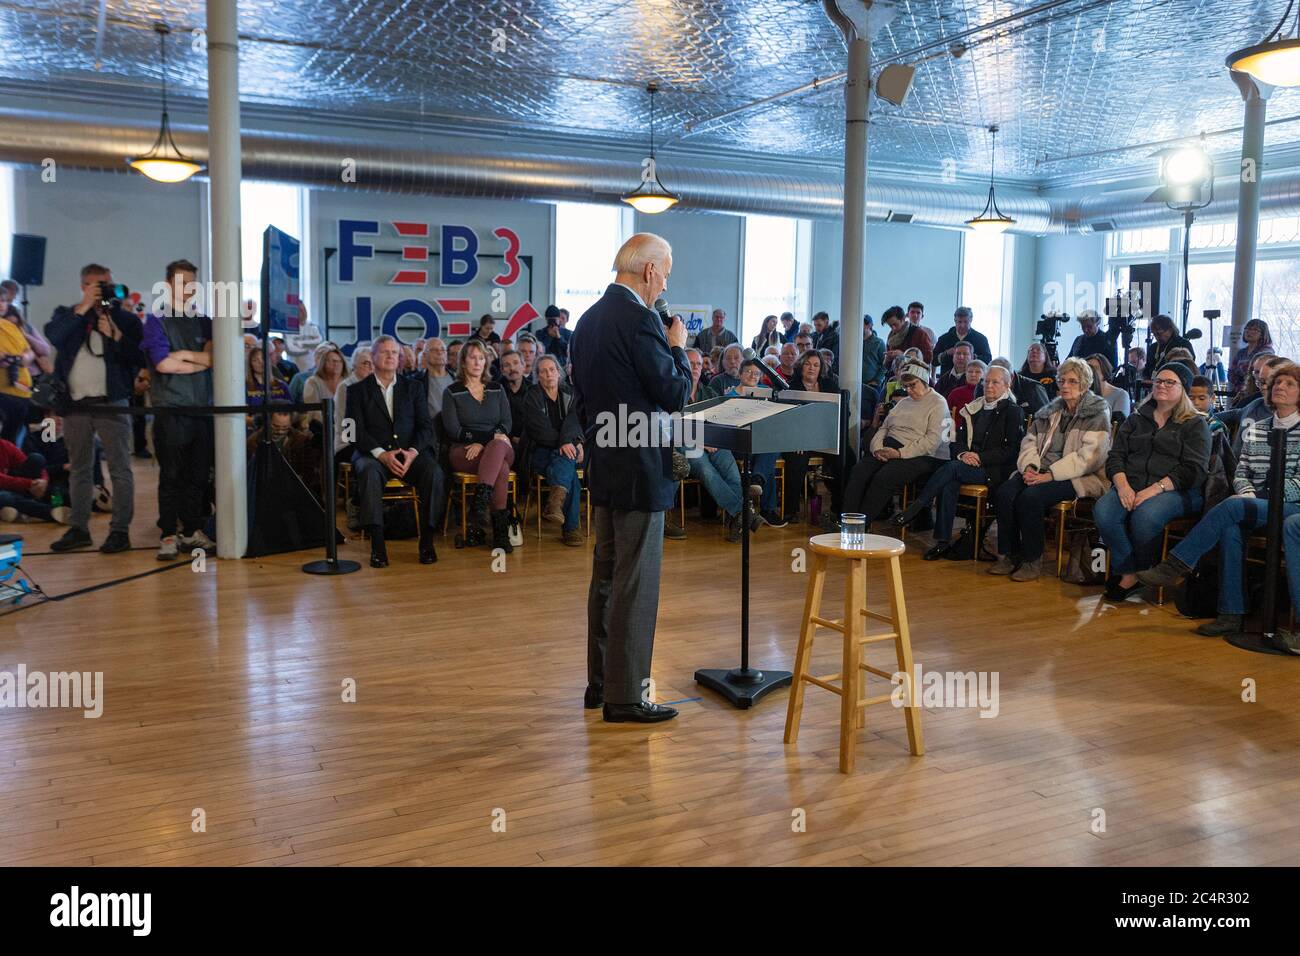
1104, 286, 1143, 351
1035, 312, 1069, 365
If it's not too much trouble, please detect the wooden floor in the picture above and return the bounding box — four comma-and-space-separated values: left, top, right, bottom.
3, 457, 1300, 867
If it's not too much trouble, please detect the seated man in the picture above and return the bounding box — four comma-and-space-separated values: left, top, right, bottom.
936, 342, 973, 398
345, 335, 443, 568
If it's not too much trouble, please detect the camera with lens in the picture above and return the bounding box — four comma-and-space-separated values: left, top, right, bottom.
1035, 312, 1069, 343
96, 280, 129, 311
1104, 288, 1141, 335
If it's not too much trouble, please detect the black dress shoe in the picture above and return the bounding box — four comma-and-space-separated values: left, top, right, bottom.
419, 542, 438, 564
602, 701, 679, 723
583, 685, 603, 709
50, 528, 93, 552
923, 542, 949, 561
370, 552, 389, 568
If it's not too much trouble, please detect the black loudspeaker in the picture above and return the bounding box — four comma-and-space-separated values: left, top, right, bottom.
10, 234, 46, 286
1128, 262, 1161, 318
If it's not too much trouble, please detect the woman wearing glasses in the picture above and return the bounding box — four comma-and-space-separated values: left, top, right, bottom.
842, 359, 950, 530
1092, 363, 1210, 602
989, 357, 1113, 581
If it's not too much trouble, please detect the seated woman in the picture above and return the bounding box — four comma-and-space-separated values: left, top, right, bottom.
945, 358, 984, 413
1020, 343, 1058, 401
302, 345, 348, 426
1084, 353, 1131, 420
442, 339, 515, 551
522, 354, 585, 547
1093, 363, 1210, 602
990, 357, 1112, 581
244, 346, 291, 431
892, 364, 1023, 559
1139, 362, 1300, 635
779, 351, 841, 525
844, 359, 949, 527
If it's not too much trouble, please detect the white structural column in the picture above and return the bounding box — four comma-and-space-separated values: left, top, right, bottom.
1228, 71, 1270, 352
824, 0, 895, 455
208, 0, 247, 558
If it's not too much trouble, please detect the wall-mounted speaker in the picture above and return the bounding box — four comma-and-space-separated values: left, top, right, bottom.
10, 234, 46, 287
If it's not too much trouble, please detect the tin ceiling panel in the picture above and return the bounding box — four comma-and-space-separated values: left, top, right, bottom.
3, 0, 1298, 184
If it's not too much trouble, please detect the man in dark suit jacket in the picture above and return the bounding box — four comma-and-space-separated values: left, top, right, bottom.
346, 334, 443, 568
570, 233, 690, 724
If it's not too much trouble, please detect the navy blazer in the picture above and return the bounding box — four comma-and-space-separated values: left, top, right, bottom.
570, 284, 691, 512
345, 372, 437, 460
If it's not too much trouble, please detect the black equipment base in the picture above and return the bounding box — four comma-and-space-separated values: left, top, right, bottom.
695, 667, 792, 709
302, 558, 362, 575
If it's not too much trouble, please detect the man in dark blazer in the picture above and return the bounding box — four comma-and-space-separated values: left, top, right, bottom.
346, 334, 443, 568
570, 233, 690, 724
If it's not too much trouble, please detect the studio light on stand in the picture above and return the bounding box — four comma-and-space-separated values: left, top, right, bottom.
127, 24, 204, 184
622, 82, 680, 214
965, 125, 1016, 233
1227, 0, 1300, 87
1146, 137, 1214, 334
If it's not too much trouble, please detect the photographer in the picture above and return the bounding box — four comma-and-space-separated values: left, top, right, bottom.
1067, 309, 1120, 368
44, 263, 142, 554
541, 304, 573, 363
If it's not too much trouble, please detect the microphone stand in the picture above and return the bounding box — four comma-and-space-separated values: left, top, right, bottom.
1226, 426, 1295, 656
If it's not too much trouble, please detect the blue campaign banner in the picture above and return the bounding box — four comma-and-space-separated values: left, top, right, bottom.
262, 225, 301, 334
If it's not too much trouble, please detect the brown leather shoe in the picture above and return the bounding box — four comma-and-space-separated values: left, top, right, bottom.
561, 529, 584, 546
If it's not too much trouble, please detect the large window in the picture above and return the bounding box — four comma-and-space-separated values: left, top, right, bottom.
960, 231, 1010, 360
741, 214, 808, 347
0, 165, 13, 289
554, 202, 633, 325
1105, 216, 1300, 363
240, 181, 305, 325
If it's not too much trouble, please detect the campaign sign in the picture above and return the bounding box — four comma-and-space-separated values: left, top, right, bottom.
333, 219, 539, 354
262, 225, 301, 334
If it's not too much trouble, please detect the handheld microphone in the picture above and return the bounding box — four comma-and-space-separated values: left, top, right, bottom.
653, 297, 674, 329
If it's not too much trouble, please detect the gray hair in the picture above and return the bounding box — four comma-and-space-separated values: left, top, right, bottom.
685, 347, 701, 359
372, 334, 399, 353
1057, 356, 1094, 389
351, 346, 373, 364
612, 233, 672, 275
723, 343, 744, 360
990, 356, 1012, 370
422, 337, 445, 354
984, 364, 1010, 386
535, 353, 563, 376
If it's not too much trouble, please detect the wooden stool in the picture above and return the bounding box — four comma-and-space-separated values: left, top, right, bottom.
784, 533, 924, 773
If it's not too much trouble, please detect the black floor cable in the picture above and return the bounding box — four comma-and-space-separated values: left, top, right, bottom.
0, 560, 191, 616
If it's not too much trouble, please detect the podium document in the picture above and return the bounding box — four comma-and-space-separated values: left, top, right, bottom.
676, 394, 841, 708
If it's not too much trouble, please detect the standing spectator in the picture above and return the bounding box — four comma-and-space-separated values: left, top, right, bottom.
1067, 309, 1120, 368
905, 302, 937, 366
1200, 348, 1227, 384
810, 311, 840, 371
751, 315, 780, 354
1145, 314, 1195, 378
794, 331, 814, 357
883, 305, 933, 367
1094, 362, 1210, 602
140, 259, 215, 561
861, 313, 886, 425
541, 305, 573, 363
44, 263, 142, 554
693, 308, 738, 354
779, 312, 798, 344
933, 306, 992, 378
1228, 318, 1273, 396
1111, 346, 1146, 405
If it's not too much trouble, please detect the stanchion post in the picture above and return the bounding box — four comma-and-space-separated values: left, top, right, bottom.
303, 396, 360, 575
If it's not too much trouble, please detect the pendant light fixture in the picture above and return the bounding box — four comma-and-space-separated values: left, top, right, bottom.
622, 82, 680, 214
1227, 0, 1300, 87
128, 24, 204, 183
966, 124, 1015, 233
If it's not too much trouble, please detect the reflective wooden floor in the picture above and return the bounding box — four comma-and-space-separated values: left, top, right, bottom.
2, 458, 1299, 866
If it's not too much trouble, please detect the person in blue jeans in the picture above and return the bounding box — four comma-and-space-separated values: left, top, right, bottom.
1094, 363, 1210, 602
891, 364, 1023, 559
719, 361, 782, 528
1140, 362, 1300, 635
1281, 513, 1300, 654
521, 355, 585, 546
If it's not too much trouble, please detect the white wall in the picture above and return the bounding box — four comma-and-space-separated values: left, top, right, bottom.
634, 207, 742, 330
810, 218, 964, 327
14, 168, 205, 331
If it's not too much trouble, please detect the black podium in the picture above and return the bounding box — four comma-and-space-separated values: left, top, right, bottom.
677, 394, 841, 707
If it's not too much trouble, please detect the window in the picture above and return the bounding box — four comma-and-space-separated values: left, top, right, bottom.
960, 230, 1010, 359
742, 214, 805, 347
554, 202, 633, 326
240, 182, 305, 324
1253, 258, 1300, 359
0, 165, 13, 288
1107, 226, 1172, 257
